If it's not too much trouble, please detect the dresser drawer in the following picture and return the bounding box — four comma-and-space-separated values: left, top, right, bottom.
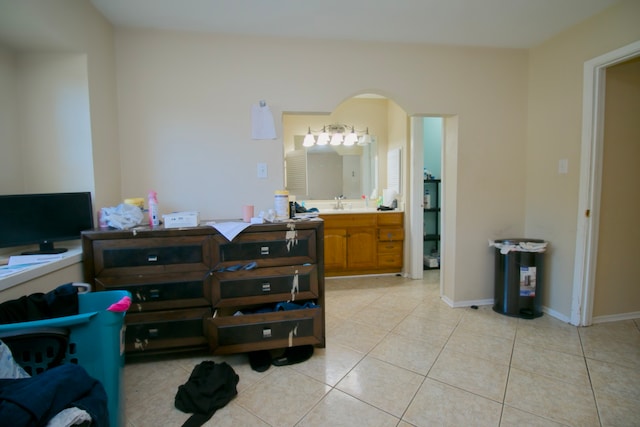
211, 265, 318, 307
207, 307, 323, 354
212, 229, 316, 268
378, 228, 404, 241
125, 307, 211, 353
92, 236, 211, 276
95, 271, 213, 312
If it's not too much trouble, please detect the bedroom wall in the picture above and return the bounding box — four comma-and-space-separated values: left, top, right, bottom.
0, 43, 21, 193
0, 0, 120, 212
527, 0, 640, 318
114, 29, 529, 304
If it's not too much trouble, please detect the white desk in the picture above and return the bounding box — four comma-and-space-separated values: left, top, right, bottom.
0, 242, 84, 301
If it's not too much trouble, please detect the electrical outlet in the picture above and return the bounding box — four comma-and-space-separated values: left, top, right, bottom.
558, 159, 568, 174
257, 163, 268, 179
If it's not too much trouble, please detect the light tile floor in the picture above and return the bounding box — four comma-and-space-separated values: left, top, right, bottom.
124, 272, 640, 426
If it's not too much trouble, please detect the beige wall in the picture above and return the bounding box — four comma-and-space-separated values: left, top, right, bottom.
18, 53, 94, 194
527, 0, 640, 318
114, 29, 529, 305
0, 44, 21, 193
593, 58, 640, 317
0, 49, 94, 195
0, 0, 120, 212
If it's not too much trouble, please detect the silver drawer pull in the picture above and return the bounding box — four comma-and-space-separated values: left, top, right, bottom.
260, 246, 270, 255
148, 255, 158, 262
262, 282, 271, 292
148, 328, 159, 337
262, 328, 272, 338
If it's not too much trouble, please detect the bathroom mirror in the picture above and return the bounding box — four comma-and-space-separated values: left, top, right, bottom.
285, 134, 377, 200
283, 95, 405, 201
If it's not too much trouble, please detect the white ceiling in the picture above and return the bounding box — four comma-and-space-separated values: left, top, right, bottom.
90, 0, 621, 48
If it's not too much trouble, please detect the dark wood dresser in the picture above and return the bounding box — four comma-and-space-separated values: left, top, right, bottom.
81, 220, 325, 357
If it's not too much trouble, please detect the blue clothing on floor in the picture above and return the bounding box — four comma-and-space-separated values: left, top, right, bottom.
0, 363, 108, 427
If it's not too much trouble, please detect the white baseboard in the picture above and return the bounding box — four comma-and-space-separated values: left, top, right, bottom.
592, 311, 640, 324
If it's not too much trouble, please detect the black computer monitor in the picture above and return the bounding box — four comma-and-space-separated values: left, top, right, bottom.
0, 192, 94, 255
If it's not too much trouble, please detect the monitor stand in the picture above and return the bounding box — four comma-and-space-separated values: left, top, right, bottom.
21, 241, 68, 255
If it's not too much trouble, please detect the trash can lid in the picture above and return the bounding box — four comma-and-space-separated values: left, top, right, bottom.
489, 239, 547, 253
494, 238, 545, 245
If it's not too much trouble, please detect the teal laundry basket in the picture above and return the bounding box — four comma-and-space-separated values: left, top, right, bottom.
0, 290, 129, 427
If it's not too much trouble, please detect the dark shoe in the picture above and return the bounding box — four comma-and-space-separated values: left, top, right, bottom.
271, 345, 314, 366
248, 350, 271, 372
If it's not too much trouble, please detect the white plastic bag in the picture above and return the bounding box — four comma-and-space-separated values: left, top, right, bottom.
102, 203, 144, 229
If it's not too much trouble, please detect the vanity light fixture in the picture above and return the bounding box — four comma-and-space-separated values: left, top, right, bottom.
303, 124, 372, 147
357, 127, 372, 146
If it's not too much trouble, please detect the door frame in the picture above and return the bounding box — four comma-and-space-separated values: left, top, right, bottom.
571, 39, 640, 326
408, 117, 425, 279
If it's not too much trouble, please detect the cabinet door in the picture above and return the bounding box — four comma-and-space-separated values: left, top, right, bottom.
378, 227, 404, 241
324, 228, 347, 271
347, 228, 377, 269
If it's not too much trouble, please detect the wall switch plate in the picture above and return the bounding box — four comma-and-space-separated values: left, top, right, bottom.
257, 162, 268, 178
558, 159, 568, 174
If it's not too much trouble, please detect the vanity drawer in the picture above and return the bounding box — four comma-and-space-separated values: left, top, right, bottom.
211, 265, 318, 307
125, 307, 211, 353
378, 253, 403, 268
378, 228, 404, 241
92, 236, 211, 276
321, 213, 377, 228
95, 271, 213, 312
211, 229, 316, 268
377, 212, 403, 226
378, 240, 403, 254
207, 307, 323, 354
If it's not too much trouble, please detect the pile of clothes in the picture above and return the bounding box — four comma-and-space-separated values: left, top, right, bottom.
0, 284, 109, 427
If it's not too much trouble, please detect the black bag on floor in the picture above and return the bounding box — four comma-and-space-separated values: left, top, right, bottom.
174, 361, 239, 427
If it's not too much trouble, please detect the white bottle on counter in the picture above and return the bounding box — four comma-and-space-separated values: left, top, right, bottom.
148, 190, 159, 227
274, 190, 289, 220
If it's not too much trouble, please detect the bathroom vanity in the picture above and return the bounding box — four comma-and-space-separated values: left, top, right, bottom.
320, 211, 404, 276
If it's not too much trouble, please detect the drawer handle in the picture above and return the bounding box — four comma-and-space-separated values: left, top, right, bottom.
150, 289, 160, 299
148, 255, 158, 262
262, 282, 271, 292
148, 328, 159, 337
262, 328, 272, 338
260, 246, 270, 255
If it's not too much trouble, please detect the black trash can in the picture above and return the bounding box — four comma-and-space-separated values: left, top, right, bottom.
492, 238, 547, 319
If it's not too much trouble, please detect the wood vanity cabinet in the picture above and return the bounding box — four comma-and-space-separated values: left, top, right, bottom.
320, 212, 404, 276
82, 221, 325, 357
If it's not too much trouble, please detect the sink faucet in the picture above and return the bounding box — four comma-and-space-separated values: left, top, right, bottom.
334, 195, 345, 210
